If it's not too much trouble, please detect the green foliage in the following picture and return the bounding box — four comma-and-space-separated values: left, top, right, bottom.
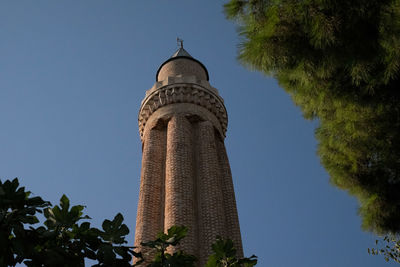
206, 237, 257, 267
0, 178, 50, 266
225, 0, 400, 235
0, 178, 142, 266
369, 235, 400, 263
1, 178, 257, 266
141, 226, 197, 267
141, 228, 257, 267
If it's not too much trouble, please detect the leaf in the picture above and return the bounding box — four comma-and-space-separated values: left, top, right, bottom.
97, 243, 116, 264
102, 219, 112, 232
165, 225, 188, 245
20, 215, 39, 224
100, 213, 129, 244
113, 213, 124, 227
80, 222, 91, 231
60, 195, 70, 211
205, 254, 218, 267
70, 205, 84, 217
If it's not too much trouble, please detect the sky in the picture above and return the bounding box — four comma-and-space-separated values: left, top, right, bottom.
0, 1, 395, 267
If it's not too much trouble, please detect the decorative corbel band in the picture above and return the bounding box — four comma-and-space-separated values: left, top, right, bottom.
138, 83, 228, 141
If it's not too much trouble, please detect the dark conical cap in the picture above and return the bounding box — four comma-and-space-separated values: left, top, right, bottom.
156, 48, 209, 81
171, 47, 193, 58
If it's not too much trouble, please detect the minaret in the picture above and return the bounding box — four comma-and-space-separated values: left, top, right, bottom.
134, 45, 243, 265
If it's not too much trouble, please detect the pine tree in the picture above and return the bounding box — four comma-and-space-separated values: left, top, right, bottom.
225, 0, 400, 234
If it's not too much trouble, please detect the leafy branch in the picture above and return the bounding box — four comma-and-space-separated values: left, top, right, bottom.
0, 178, 142, 266
1, 178, 257, 266
369, 235, 400, 264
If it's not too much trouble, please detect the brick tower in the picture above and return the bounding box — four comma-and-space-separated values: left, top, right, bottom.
134, 46, 243, 265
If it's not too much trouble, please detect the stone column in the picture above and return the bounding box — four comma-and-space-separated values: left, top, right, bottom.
134, 126, 166, 256
216, 138, 244, 257
164, 115, 197, 255
196, 121, 226, 266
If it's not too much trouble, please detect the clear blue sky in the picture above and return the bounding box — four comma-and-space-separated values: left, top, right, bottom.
0, 1, 395, 266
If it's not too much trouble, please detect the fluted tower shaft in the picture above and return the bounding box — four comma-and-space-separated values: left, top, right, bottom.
134, 48, 243, 265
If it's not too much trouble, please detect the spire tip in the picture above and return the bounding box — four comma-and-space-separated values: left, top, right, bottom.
177, 37, 184, 49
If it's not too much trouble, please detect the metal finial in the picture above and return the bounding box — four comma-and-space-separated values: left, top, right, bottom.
177, 37, 183, 48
